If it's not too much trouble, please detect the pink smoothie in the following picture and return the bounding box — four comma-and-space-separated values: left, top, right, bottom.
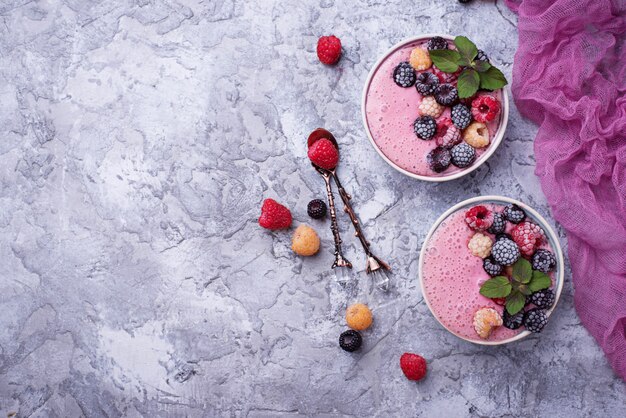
364, 39, 504, 177
421, 204, 556, 342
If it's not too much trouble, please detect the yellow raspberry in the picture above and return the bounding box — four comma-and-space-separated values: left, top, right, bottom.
463, 122, 490, 148
473, 307, 503, 339
468, 233, 493, 258
418, 96, 444, 118
409, 47, 432, 71
291, 224, 320, 256
346, 303, 373, 331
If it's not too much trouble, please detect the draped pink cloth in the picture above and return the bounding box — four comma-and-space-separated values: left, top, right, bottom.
504, 0, 626, 380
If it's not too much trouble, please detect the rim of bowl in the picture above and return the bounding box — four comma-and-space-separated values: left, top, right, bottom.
361, 34, 510, 182
418, 195, 565, 345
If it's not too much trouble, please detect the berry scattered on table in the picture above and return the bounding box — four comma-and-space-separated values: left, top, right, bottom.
523, 308, 548, 333
483, 257, 503, 276
450, 142, 475, 168
503, 204, 526, 224
409, 47, 432, 71
532, 249, 557, 273
434, 118, 461, 149
393, 62, 416, 88
465, 205, 494, 231
413, 115, 437, 140
487, 212, 506, 234
418, 96, 444, 118
502, 309, 524, 330
434, 83, 459, 106
308, 137, 339, 170
476, 49, 490, 63
427, 146, 452, 173
259, 198, 292, 230
346, 303, 373, 331
491, 238, 521, 266
317, 35, 342, 65
339, 330, 362, 352
400, 353, 427, 381
307, 199, 327, 219
473, 307, 503, 339
511, 221, 545, 257
530, 289, 555, 309
463, 122, 490, 148
427, 36, 449, 51
451, 103, 472, 129
415, 72, 440, 96
468, 233, 493, 258
471, 95, 501, 123
291, 224, 320, 256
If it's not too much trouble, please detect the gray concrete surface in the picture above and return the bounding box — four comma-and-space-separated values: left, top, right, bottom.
0, 0, 624, 417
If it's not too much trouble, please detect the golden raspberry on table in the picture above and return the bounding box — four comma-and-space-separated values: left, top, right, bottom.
291, 224, 320, 256
409, 47, 432, 71
346, 303, 373, 331
463, 122, 490, 148
468, 232, 493, 258
418, 96, 444, 118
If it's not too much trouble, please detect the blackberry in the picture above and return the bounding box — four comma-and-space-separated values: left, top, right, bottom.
339, 330, 362, 352
483, 257, 503, 276
458, 0, 472, 3
434, 83, 459, 106
532, 249, 557, 273
523, 308, 548, 333
503, 204, 526, 224
502, 309, 524, 330
450, 142, 475, 168
413, 116, 437, 140
530, 289, 555, 309
451, 104, 472, 129
393, 62, 416, 88
427, 36, 448, 51
415, 72, 439, 96
427, 146, 451, 173
488, 212, 506, 234
307, 199, 327, 219
496, 233, 513, 242
491, 238, 521, 266
476, 49, 490, 63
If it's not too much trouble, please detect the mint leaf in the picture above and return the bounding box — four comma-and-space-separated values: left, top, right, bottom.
529, 271, 552, 292
512, 258, 532, 284
506, 290, 526, 315
429, 49, 461, 73
479, 66, 508, 90
517, 284, 532, 296
474, 60, 491, 73
479, 276, 512, 298
454, 36, 478, 64
457, 69, 479, 99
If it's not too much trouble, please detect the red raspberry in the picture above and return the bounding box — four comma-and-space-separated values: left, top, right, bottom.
434, 117, 462, 149
464, 205, 494, 232
308, 138, 339, 170
259, 198, 292, 230
432, 66, 462, 84
400, 353, 427, 381
492, 298, 506, 306
316, 35, 342, 65
510, 221, 545, 257
471, 95, 501, 123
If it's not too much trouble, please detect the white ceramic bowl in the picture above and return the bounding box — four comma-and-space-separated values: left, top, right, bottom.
418, 196, 565, 345
361, 34, 510, 182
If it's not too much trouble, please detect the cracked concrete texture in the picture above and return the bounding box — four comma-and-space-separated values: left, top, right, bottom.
0, 0, 624, 417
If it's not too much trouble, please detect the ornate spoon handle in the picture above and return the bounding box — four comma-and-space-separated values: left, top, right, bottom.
318, 168, 352, 269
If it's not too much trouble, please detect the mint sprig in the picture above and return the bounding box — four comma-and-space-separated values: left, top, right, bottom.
429, 36, 508, 98
479, 258, 553, 315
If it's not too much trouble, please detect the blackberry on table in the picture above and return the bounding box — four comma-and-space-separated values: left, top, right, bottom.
491, 238, 521, 266
450, 142, 475, 168
532, 249, 557, 273
434, 83, 459, 106
523, 308, 548, 333
476, 49, 490, 63
483, 257, 503, 276
530, 289, 555, 309
502, 309, 524, 330
488, 212, 506, 234
427, 146, 452, 173
427, 36, 448, 51
415, 72, 439, 96
414, 115, 437, 140
451, 104, 472, 129
339, 330, 362, 352
393, 62, 416, 88
307, 199, 327, 219
503, 204, 526, 224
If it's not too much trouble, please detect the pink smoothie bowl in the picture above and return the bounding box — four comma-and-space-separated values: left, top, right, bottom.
418, 196, 565, 346
361, 34, 510, 182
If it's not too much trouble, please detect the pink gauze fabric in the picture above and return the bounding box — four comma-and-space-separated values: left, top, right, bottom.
504, 0, 626, 380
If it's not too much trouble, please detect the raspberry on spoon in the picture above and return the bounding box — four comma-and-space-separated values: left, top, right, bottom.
308, 137, 339, 170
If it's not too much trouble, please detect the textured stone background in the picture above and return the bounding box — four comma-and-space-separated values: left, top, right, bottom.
0, 0, 624, 417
